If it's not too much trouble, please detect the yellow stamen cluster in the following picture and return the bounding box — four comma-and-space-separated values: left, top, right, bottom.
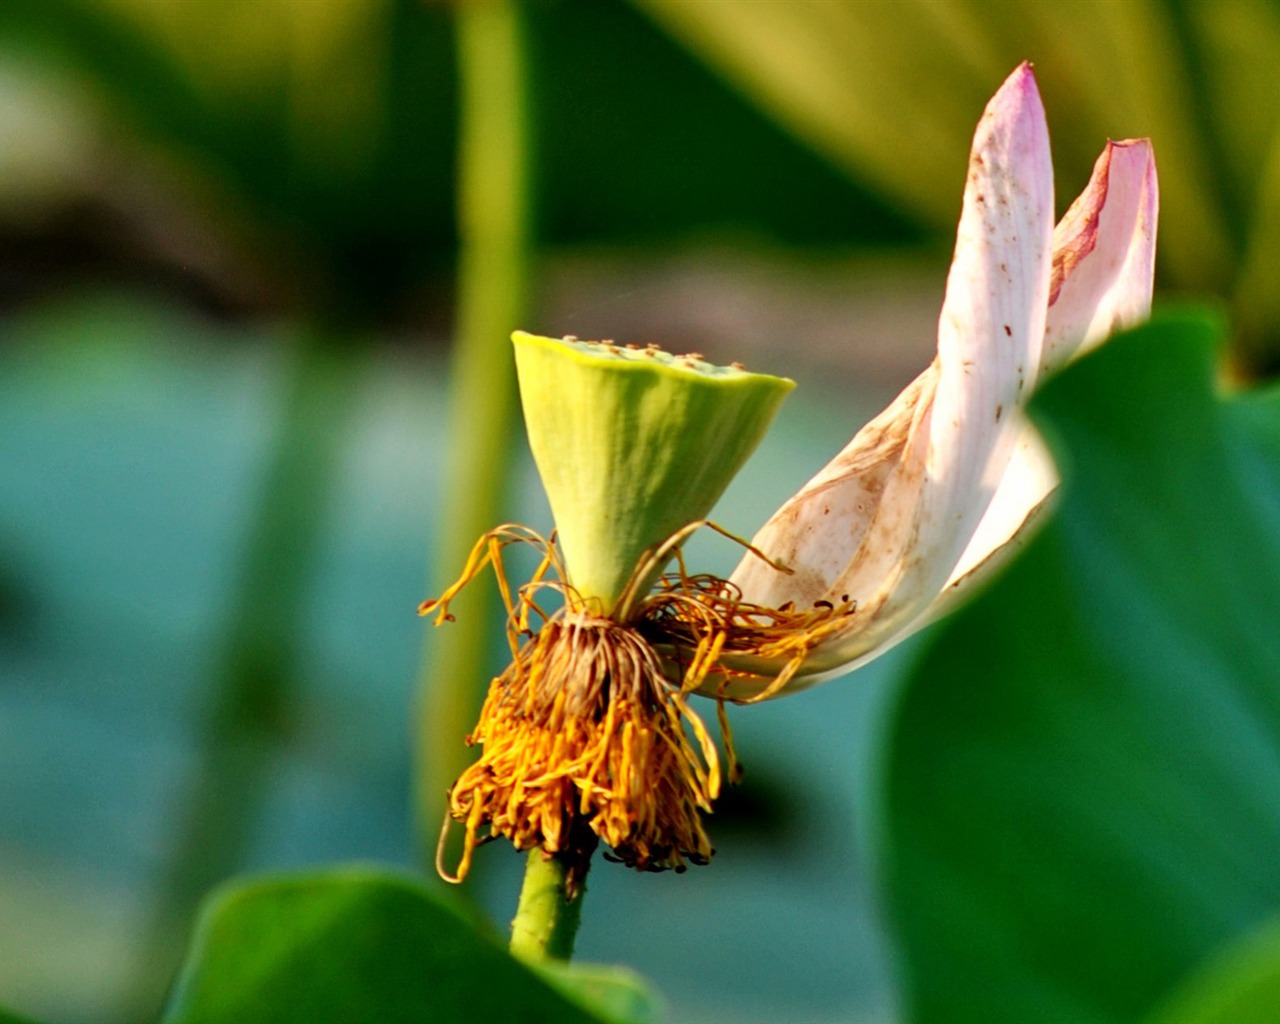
446, 609, 720, 880
420, 523, 855, 883
421, 526, 723, 882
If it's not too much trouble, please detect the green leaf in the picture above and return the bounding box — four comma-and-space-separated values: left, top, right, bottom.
1144, 914, 1280, 1024
535, 962, 664, 1024
0, 1006, 44, 1024
633, 1, 1236, 296
162, 867, 652, 1024
876, 311, 1280, 1024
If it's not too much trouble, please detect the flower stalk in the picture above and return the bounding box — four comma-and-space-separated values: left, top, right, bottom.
415, 0, 532, 880
509, 847, 593, 963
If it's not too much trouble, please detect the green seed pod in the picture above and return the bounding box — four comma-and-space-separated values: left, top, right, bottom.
511, 331, 794, 613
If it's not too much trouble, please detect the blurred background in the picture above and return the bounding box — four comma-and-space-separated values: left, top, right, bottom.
2, 2, 1279, 1022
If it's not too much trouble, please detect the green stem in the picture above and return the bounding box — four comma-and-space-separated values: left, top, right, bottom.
1159, 0, 1247, 266
415, 0, 533, 876
509, 850, 590, 962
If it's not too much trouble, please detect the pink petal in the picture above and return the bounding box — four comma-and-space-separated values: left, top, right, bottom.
885, 61, 1053, 601
916, 139, 1159, 621
726, 63, 1055, 687
1042, 139, 1158, 373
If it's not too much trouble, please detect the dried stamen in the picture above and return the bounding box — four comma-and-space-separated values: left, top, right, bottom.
637, 569, 856, 703
421, 522, 855, 885
445, 608, 720, 885
424, 526, 726, 886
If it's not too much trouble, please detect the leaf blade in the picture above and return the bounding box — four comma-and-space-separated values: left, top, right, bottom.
877, 311, 1280, 1024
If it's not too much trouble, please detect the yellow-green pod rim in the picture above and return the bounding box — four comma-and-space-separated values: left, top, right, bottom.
512, 331, 795, 613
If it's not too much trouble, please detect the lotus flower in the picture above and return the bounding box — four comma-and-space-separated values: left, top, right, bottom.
701, 62, 1158, 699
423, 63, 1158, 880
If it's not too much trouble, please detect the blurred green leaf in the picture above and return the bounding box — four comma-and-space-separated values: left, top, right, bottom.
0, 0, 457, 317
162, 867, 652, 1024
0, 0, 917, 326
876, 311, 1280, 1023
0, 1006, 45, 1024
1180, 0, 1280, 217
633, 1, 1280, 327
1234, 118, 1280, 375
529, 0, 915, 248
1144, 914, 1280, 1024
535, 962, 664, 1024
633, 0, 1001, 226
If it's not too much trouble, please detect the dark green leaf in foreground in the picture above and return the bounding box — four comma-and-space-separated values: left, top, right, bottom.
878, 312, 1280, 1024
0, 1006, 44, 1024
535, 962, 664, 1024
162, 867, 653, 1024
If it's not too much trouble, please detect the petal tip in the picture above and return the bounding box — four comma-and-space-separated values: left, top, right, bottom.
1105, 137, 1155, 165
999, 60, 1041, 106
979, 63, 1048, 155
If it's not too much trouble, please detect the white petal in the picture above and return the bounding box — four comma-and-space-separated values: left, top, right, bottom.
726, 365, 933, 610
911, 138, 1159, 622
719, 427, 1056, 699
925, 419, 1056, 617
875, 61, 1053, 612
726, 63, 1054, 688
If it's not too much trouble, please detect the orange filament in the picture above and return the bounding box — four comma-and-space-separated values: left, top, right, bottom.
442, 610, 720, 882
421, 522, 855, 882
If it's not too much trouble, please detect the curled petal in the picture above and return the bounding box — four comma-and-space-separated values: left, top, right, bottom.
915, 137, 1159, 619
726, 63, 1054, 687
1043, 139, 1159, 373
871, 61, 1053, 621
